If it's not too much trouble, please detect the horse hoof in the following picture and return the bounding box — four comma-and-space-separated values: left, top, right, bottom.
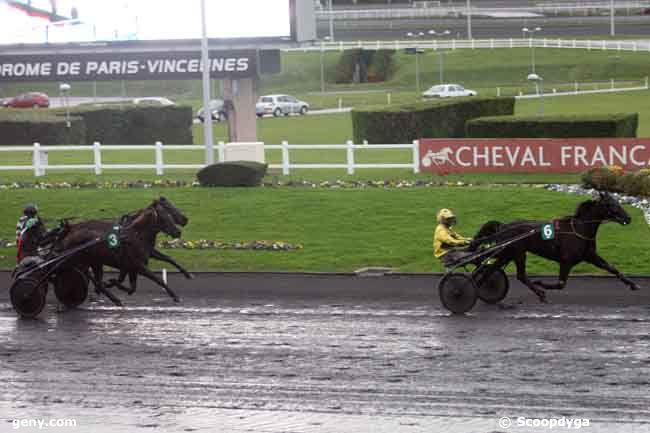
173, 297, 181, 303
188, 273, 195, 280
630, 284, 642, 291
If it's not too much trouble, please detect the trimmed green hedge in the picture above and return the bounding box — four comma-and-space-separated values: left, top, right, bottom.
197, 161, 268, 187
582, 166, 650, 196
352, 97, 515, 144
63, 105, 193, 144
0, 110, 85, 145
466, 113, 638, 138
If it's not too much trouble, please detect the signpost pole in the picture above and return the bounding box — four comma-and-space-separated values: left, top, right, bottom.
200, 0, 214, 165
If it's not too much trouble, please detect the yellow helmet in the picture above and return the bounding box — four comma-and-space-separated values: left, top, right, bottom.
437, 208, 456, 225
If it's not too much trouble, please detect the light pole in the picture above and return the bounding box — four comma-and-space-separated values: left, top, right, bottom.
407, 32, 426, 93
200, 0, 214, 164
466, 0, 472, 40
610, 0, 615, 37
527, 73, 544, 115
328, 0, 335, 42
522, 26, 542, 74
429, 29, 451, 84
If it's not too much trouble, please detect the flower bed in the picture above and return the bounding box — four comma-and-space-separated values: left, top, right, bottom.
158, 239, 303, 251
582, 165, 650, 197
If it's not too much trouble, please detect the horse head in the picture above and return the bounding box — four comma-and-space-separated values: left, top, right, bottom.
577, 192, 631, 226
158, 196, 188, 227
151, 200, 182, 238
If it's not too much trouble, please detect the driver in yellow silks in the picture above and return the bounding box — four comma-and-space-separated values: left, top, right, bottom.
433, 208, 474, 268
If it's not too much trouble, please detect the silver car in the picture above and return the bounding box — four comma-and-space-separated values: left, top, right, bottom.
256, 94, 309, 118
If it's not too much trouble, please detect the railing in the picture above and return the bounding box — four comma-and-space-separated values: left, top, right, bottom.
287, 38, 650, 52
0, 141, 421, 177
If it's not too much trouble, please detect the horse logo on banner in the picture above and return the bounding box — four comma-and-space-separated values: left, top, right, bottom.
421, 147, 456, 175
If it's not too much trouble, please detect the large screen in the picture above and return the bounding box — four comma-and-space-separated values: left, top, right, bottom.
0, 0, 308, 45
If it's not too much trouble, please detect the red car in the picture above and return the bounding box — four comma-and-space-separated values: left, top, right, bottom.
2, 92, 50, 108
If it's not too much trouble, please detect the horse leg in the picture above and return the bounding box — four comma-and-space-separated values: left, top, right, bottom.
91, 265, 123, 306
513, 253, 548, 303
136, 265, 181, 302
585, 253, 642, 291
533, 262, 572, 290
150, 249, 193, 279
105, 269, 136, 295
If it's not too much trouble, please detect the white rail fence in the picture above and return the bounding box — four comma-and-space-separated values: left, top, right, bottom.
0, 141, 421, 177
288, 38, 650, 53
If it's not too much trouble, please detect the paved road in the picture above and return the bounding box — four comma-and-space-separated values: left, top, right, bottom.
1, 273, 649, 432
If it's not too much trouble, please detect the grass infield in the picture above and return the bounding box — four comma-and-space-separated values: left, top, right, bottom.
1, 186, 648, 275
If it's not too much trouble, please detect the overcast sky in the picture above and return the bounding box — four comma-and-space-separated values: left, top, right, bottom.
0, 0, 292, 44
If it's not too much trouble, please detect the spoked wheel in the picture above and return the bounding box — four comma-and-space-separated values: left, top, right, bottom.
54, 268, 89, 308
474, 266, 509, 304
438, 273, 478, 314
10, 277, 47, 319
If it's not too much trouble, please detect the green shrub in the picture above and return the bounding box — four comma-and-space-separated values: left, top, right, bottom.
0, 110, 85, 145
197, 161, 268, 187
61, 105, 193, 145
466, 113, 638, 138
352, 97, 515, 144
367, 49, 396, 83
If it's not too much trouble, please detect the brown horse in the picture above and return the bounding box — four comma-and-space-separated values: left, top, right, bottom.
60, 200, 183, 305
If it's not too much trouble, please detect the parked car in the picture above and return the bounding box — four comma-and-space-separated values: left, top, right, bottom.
2, 92, 50, 108
133, 97, 175, 106
422, 84, 477, 98
256, 94, 309, 118
196, 99, 227, 122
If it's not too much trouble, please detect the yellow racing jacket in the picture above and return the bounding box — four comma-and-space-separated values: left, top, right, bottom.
433, 224, 472, 258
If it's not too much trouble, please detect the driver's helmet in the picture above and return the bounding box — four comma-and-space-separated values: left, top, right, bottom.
23, 204, 38, 217
436, 208, 457, 226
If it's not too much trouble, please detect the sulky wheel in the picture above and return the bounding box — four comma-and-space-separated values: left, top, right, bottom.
54, 268, 89, 308
438, 273, 478, 314
10, 277, 47, 319
474, 266, 509, 304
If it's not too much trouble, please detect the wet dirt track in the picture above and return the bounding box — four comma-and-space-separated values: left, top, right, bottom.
1, 273, 650, 433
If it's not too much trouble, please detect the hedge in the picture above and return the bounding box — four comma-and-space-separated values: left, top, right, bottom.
466, 113, 638, 138
0, 110, 85, 145
352, 97, 515, 144
63, 105, 193, 145
197, 161, 268, 187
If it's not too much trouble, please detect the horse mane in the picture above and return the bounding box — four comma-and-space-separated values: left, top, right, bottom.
573, 199, 597, 219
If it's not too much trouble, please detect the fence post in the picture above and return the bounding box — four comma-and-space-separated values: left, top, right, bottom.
281, 140, 290, 175
218, 141, 225, 162
412, 140, 420, 174
646, 77, 649, 89
346, 140, 355, 175
93, 141, 102, 175
574, 81, 579, 94
611, 79, 615, 90
33, 142, 42, 177
509, 38, 513, 48
490, 38, 494, 49
155, 141, 164, 175
496, 87, 501, 97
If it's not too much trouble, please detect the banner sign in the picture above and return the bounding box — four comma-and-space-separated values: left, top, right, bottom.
0, 50, 261, 81
419, 138, 650, 173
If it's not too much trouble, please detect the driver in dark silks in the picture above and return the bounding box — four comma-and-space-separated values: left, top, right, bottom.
433, 208, 474, 269
15, 204, 39, 263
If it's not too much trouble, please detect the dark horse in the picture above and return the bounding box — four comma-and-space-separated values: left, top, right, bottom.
71, 196, 192, 295
470, 192, 641, 303
59, 199, 183, 305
